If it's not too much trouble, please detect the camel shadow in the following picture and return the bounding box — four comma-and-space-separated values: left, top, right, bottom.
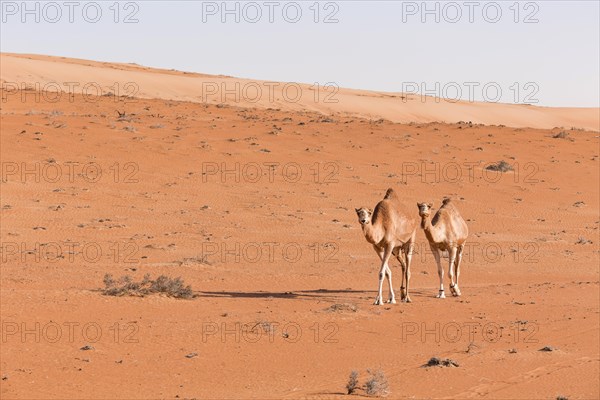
196, 288, 431, 301
196, 288, 369, 300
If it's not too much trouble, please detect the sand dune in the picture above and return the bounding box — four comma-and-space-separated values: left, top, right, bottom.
2, 53, 598, 131
1, 54, 598, 399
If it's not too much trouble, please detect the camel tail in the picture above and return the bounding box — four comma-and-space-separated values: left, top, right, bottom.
384, 188, 398, 200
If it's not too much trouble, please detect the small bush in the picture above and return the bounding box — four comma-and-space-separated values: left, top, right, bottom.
575, 237, 592, 245
365, 369, 389, 397
116, 111, 134, 122
486, 160, 513, 172
102, 273, 193, 299
327, 303, 358, 313
346, 370, 359, 394
552, 131, 574, 141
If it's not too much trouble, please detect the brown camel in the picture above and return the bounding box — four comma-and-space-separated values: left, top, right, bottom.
356, 188, 417, 304
417, 198, 469, 298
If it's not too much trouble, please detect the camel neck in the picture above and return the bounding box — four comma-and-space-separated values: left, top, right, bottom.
362, 221, 383, 245
421, 215, 441, 243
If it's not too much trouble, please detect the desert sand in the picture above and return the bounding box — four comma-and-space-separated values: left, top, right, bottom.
1, 54, 599, 399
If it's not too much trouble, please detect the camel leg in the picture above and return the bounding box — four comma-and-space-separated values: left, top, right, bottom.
373, 245, 384, 262
448, 247, 458, 296
431, 245, 445, 298
453, 244, 464, 296
375, 245, 393, 305
385, 262, 396, 304
372, 245, 395, 304
374, 245, 395, 303
395, 249, 407, 301
403, 243, 413, 303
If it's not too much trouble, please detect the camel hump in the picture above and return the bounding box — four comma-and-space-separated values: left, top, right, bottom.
384, 188, 397, 200
442, 197, 451, 205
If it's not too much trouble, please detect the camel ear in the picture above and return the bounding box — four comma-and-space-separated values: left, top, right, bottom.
428, 202, 433, 208
416, 202, 422, 208
368, 208, 373, 214
355, 208, 360, 213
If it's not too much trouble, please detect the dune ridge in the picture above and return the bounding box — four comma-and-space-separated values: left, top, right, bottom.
1, 52, 598, 131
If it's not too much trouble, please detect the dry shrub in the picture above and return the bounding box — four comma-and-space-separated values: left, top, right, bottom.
102, 273, 193, 299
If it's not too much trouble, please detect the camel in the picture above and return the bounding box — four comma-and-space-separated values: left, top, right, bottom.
355, 188, 417, 305
417, 198, 469, 298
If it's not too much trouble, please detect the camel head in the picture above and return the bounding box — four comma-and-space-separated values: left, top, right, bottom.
417, 202, 434, 218
355, 207, 373, 225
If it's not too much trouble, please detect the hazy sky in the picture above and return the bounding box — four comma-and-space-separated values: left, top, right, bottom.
1, 1, 599, 107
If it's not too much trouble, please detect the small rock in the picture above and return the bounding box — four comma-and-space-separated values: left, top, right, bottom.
80, 345, 94, 351
185, 352, 198, 358
427, 357, 441, 366
426, 357, 459, 367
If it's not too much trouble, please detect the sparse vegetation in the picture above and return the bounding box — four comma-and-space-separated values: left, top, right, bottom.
575, 237, 592, 245
102, 273, 193, 299
346, 370, 359, 394
326, 303, 358, 313
365, 369, 389, 397
178, 256, 211, 266
344, 369, 389, 396
116, 110, 135, 122
553, 131, 567, 138
553, 131, 570, 139
486, 160, 514, 172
